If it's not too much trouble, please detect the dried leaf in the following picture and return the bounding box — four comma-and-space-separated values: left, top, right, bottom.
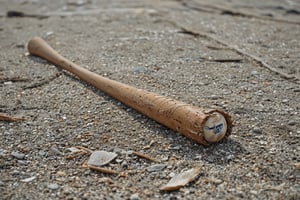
160, 168, 201, 191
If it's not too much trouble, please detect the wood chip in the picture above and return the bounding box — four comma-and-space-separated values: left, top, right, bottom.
160, 167, 202, 191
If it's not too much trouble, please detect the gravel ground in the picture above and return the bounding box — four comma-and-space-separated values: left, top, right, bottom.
0, 0, 299, 199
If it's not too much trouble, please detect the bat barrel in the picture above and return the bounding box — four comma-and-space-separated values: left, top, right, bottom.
28, 37, 232, 145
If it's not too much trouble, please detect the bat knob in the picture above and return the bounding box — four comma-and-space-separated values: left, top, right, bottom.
203, 112, 227, 143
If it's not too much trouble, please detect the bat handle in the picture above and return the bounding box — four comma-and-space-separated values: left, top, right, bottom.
28, 37, 63, 64
28, 37, 93, 82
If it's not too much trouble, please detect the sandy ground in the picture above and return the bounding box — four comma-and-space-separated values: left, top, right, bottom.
0, 0, 299, 199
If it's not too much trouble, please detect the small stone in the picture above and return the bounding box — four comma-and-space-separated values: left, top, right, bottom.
251, 70, 259, 76
130, 193, 139, 200
287, 120, 296, 126
38, 150, 47, 156
282, 99, 289, 103
294, 162, 300, 170
45, 31, 54, 37
132, 67, 151, 74
252, 127, 262, 134
225, 154, 235, 162
87, 150, 117, 166
48, 183, 59, 190
250, 190, 258, 195
49, 146, 63, 156
210, 177, 222, 184
16, 43, 25, 48
11, 151, 25, 160
0, 149, 7, 157
0, 181, 4, 186
210, 95, 218, 100
293, 88, 300, 92
161, 156, 169, 161
17, 160, 28, 165
11, 170, 20, 176
56, 171, 66, 177
21, 176, 36, 183
121, 160, 128, 168
4, 81, 13, 85
147, 164, 167, 172
169, 172, 176, 178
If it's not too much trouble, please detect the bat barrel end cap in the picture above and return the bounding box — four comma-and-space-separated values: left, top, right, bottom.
203, 112, 227, 143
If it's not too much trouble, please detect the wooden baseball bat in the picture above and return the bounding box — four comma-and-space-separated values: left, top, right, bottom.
28, 37, 233, 145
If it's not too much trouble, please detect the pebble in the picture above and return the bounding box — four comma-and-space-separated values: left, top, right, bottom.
225, 154, 235, 162
252, 127, 262, 134
56, 171, 66, 177
293, 88, 300, 92
250, 190, 258, 195
0, 149, 7, 157
4, 81, 13, 85
11, 151, 25, 160
87, 150, 117, 166
38, 150, 47, 157
169, 172, 176, 178
132, 67, 152, 74
45, 31, 54, 37
287, 120, 296, 126
11, 170, 20, 176
17, 160, 28, 165
48, 183, 59, 190
130, 193, 139, 200
49, 146, 63, 156
147, 164, 167, 172
210, 95, 219, 100
121, 160, 128, 168
210, 177, 223, 184
21, 176, 36, 183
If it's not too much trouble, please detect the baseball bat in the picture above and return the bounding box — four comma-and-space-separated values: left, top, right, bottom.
28, 37, 233, 145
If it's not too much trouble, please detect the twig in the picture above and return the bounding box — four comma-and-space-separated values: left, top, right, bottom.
177, 25, 299, 82
0, 113, 26, 122
65, 151, 87, 160
182, 1, 300, 25
65, 146, 92, 160
75, 146, 93, 154
87, 165, 118, 174
132, 151, 159, 162
22, 73, 61, 89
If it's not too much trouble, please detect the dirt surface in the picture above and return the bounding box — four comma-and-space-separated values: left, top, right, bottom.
0, 0, 299, 199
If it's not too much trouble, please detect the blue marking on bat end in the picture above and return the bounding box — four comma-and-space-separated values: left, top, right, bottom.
205, 123, 224, 135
